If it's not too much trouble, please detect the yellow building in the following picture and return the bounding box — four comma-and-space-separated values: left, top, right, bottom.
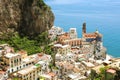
18, 50, 28, 59
16, 65, 41, 80
3, 53, 22, 73
54, 44, 71, 55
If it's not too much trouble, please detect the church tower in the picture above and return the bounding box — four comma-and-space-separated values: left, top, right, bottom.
82, 22, 86, 34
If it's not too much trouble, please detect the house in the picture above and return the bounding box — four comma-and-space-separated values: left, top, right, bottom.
69, 28, 78, 39
37, 60, 50, 73
37, 54, 52, 62
14, 65, 41, 80
3, 53, 22, 73
40, 72, 57, 80
66, 73, 86, 80
54, 44, 71, 55
0, 70, 8, 80
48, 26, 64, 41
18, 50, 28, 59
64, 53, 76, 61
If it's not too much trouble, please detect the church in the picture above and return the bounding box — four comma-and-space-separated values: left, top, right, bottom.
57, 23, 106, 60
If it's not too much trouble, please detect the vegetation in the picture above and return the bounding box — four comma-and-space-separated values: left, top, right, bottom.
0, 31, 53, 55
89, 66, 120, 80
37, 0, 50, 10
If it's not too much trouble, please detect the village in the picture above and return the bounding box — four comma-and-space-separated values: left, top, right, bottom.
0, 23, 120, 80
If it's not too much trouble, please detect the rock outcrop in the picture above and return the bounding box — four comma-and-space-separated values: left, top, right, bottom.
0, 0, 54, 38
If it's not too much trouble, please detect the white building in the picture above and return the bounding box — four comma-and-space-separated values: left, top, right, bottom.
69, 28, 77, 39
37, 60, 50, 73
54, 44, 71, 55
49, 26, 64, 41
3, 53, 22, 73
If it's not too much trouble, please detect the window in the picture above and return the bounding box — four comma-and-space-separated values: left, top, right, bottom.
11, 61, 13, 63
8, 70, 10, 74
23, 65, 25, 67
17, 67, 19, 70
11, 64, 13, 67
17, 59, 18, 62
19, 58, 21, 61
12, 69, 14, 72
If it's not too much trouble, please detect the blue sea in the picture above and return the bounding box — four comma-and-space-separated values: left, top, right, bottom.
45, 0, 120, 57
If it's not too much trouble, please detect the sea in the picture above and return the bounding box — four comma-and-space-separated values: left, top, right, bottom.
45, 0, 120, 57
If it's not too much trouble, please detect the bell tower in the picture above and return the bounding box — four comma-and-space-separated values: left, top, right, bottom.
82, 22, 86, 34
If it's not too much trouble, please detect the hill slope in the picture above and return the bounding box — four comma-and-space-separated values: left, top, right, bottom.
0, 0, 54, 38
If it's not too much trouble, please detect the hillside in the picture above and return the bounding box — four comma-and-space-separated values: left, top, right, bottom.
0, 0, 54, 39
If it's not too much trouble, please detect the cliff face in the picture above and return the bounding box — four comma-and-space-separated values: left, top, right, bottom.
0, 0, 54, 38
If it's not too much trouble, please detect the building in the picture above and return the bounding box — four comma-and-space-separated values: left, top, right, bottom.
37, 53, 52, 62
14, 65, 41, 80
82, 23, 102, 42
18, 50, 28, 59
40, 72, 57, 80
63, 38, 82, 47
58, 33, 70, 44
56, 23, 106, 59
48, 26, 64, 41
37, 60, 50, 74
54, 44, 71, 55
0, 70, 8, 80
82, 23, 106, 59
69, 28, 77, 39
3, 53, 22, 73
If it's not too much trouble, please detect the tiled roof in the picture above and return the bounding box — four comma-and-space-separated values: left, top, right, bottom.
48, 72, 56, 77
58, 33, 70, 40
107, 69, 116, 74
84, 33, 97, 38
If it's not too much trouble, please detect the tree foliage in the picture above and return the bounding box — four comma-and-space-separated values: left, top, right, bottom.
89, 66, 119, 80
0, 31, 51, 55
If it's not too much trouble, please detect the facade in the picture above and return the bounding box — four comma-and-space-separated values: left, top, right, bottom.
69, 28, 77, 39
48, 26, 64, 41
40, 72, 57, 80
63, 38, 82, 47
54, 44, 71, 55
18, 50, 28, 59
3, 53, 22, 73
15, 65, 41, 80
58, 33, 70, 44
82, 23, 106, 59
0, 71, 8, 80
37, 60, 50, 74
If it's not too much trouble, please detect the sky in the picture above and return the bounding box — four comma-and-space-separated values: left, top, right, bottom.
45, 0, 120, 27
45, 0, 120, 57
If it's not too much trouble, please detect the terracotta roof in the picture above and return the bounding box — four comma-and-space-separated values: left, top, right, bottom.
38, 53, 44, 57
56, 61, 74, 70
63, 63, 74, 70
0, 71, 5, 74
107, 69, 116, 74
48, 72, 56, 77
84, 33, 97, 38
18, 50, 27, 55
58, 33, 70, 40
73, 67, 80, 73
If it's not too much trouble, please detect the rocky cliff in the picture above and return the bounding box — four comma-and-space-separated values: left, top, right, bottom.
0, 0, 54, 38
